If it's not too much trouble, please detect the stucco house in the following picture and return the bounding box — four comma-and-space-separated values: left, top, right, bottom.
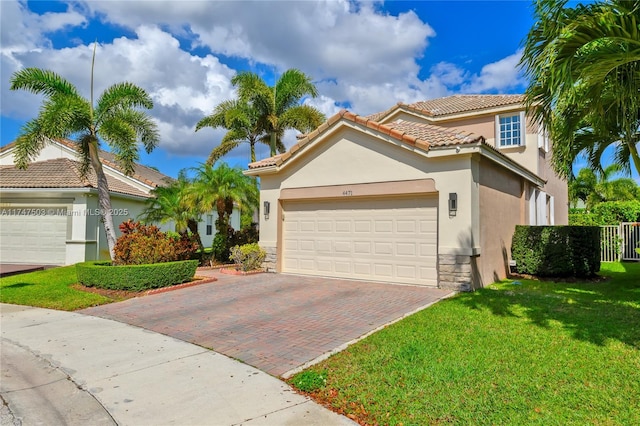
245, 95, 568, 291
0, 138, 239, 265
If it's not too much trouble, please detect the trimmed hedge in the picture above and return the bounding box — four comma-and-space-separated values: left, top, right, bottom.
76, 260, 198, 291
511, 225, 600, 277
569, 200, 640, 226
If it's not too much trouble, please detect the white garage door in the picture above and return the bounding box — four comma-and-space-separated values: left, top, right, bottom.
282, 196, 438, 286
0, 207, 67, 264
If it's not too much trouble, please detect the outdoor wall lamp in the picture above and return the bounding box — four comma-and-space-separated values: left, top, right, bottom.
263, 201, 270, 220
449, 193, 457, 217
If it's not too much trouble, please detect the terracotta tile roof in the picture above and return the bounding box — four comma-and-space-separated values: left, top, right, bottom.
1, 138, 173, 188
248, 110, 484, 170
365, 95, 526, 123
406, 94, 525, 117
0, 158, 149, 198
386, 120, 483, 147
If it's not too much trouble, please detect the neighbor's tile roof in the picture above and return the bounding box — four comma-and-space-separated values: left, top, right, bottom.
366, 94, 526, 121
248, 110, 484, 170
0, 138, 173, 188
0, 158, 149, 197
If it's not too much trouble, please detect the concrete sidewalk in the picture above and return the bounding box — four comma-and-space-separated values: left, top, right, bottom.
1, 304, 354, 426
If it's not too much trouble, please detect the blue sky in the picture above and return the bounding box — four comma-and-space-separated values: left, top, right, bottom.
1, 0, 636, 182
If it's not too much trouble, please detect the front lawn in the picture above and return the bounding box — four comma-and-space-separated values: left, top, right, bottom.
0, 266, 116, 310
292, 262, 640, 425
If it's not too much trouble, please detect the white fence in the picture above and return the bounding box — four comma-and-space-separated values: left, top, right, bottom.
600, 222, 640, 262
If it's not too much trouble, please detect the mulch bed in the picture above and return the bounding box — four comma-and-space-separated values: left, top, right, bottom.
71, 275, 218, 301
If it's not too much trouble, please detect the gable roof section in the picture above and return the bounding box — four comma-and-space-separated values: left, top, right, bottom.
247, 109, 484, 170
366, 94, 526, 123
0, 158, 149, 198
246, 107, 545, 186
0, 138, 173, 188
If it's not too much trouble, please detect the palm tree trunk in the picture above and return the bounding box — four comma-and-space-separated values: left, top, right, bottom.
88, 140, 117, 260
270, 131, 276, 157
627, 138, 640, 178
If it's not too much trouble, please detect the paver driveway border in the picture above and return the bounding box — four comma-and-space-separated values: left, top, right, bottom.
81, 270, 454, 377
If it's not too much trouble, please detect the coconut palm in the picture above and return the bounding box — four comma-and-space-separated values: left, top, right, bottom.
232, 68, 325, 157
520, 0, 640, 178
195, 99, 268, 164
10, 54, 159, 259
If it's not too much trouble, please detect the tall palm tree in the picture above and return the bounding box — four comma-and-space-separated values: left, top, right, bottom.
232, 69, 326, 157
195, 99, 268, 164
10, 54, 159, 259
188, 162, 259, 237
520, 0, 640, 178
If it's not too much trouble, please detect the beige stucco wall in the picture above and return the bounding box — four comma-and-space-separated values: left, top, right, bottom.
257, 124, 482, 270
539, 149, 569, 225
477, 158, 524, 286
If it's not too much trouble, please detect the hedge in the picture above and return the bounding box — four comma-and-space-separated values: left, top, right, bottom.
569, 200, 640, 226
511, 225, 600, 277
76, 260, 198, 291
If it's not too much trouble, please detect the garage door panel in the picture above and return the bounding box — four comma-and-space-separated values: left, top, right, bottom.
0, 208, 67, 264
282, 197, 438, 286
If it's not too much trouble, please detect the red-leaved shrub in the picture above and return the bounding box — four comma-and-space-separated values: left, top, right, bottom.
114, 220, 199, 265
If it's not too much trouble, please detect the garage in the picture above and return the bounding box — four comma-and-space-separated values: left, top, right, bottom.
282, 196, 438, 286
0, 207, 68, 264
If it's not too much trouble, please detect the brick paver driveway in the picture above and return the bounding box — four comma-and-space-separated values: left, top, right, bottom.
80, 271, 452, 377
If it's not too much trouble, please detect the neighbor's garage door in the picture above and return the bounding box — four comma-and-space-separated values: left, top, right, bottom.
0, 207, 67, 264
282, 196, 437, 286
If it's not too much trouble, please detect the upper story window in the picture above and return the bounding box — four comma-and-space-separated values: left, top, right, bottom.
495, 111, 526, 148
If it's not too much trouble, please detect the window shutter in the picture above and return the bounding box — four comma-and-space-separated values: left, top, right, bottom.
519, 111, 526, 146
495, 115, 501, 147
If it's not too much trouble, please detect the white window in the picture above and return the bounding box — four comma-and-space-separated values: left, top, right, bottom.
206, 214, 213, 236
496, 111, 526, 148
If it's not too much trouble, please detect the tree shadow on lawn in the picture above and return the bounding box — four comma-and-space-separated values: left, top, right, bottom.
2, 282, 35, 289
457, 263, 640, 350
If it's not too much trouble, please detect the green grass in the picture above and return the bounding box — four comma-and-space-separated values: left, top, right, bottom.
0, 266, 115, 310
292, 262, 640, 425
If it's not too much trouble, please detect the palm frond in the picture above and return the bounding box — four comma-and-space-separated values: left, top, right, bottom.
10, 68, 79, 98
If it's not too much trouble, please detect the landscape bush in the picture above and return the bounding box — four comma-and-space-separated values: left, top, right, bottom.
229, 243, 266, 271
511, 225, 600, 277
76, 260, 198, 291
210, 224, 259, 263
114, 220, 199, 265
569, 200, 640, 226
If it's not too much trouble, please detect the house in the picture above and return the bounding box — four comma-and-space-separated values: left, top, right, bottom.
0, 138, 239, 265
244, 95, 568, 291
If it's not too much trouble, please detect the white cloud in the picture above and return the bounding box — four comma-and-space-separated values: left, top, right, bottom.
2, 0, 528, 165
462, 50, 524, 93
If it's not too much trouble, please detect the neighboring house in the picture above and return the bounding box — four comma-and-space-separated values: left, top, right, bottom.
245, 95, 568, 291
0, 138, 239, 265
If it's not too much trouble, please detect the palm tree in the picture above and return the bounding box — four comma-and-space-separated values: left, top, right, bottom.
232, 68, 325, 157
520, 0, 640, 178
569, 165, 640, 209
139, 172, 202, 239
195, 99, 268, 164
188, 162, 259, 237
10, 50, 159, 259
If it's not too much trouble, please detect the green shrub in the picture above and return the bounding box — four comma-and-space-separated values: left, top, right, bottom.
591, 201, 640, 225
76, 260, 198, 291
511, 225, 600, 277
569, 212, 599, 226
229, 243, 266, 271
114, 220, 198, 265
291, 370, 328, 393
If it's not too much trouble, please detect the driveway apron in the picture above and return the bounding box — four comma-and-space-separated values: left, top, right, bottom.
80, 271, 452, 377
